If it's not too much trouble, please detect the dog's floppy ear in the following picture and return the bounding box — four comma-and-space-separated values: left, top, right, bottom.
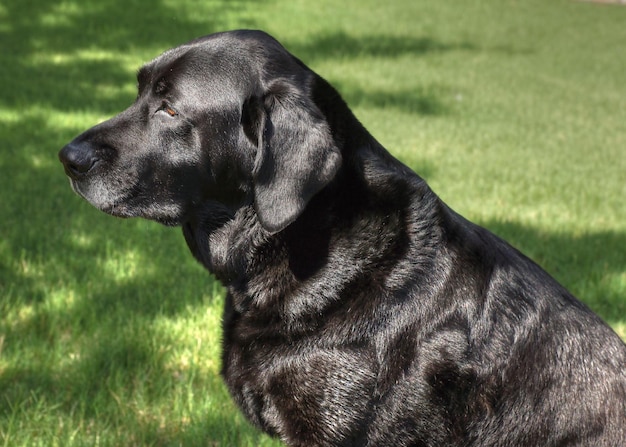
242, 79, 342, 234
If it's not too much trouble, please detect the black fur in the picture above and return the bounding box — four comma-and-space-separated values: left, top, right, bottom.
59, 30, 626, 446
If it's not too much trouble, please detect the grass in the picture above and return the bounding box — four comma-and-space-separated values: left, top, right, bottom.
0, 0, 625, 445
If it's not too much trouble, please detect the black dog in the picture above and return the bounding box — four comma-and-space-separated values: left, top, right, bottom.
59, 30, 626, 446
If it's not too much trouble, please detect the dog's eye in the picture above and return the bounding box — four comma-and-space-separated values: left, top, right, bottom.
158, 104, 178, 117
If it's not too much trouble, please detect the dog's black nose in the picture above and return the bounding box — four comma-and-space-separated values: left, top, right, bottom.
58, 142, 99, 179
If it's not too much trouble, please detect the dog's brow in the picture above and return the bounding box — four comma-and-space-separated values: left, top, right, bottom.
155, 78, 169, 95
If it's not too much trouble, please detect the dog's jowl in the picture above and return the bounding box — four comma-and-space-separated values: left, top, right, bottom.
59, 30, 626, 447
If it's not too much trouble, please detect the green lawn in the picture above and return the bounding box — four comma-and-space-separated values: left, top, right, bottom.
1, 0, 625, 445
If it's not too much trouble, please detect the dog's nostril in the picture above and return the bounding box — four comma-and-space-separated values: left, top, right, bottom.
58, 143, 100, 178
68, 160, 94, 174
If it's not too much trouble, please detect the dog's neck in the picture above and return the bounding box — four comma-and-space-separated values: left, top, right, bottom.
182, 192, 332, 287
182, 142, 442, 326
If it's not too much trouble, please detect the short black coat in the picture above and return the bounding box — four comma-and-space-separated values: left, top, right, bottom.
60, 30, 626, 447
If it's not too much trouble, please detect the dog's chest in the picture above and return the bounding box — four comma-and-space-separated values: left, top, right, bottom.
220, 308, 378, 444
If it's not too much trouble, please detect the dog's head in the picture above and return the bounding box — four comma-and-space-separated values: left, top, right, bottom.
59, 30, 342, 233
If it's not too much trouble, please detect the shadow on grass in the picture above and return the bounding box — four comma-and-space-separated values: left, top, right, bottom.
333, 80, 452, 116
285, 31, 476, 62
284, 31, 475, 116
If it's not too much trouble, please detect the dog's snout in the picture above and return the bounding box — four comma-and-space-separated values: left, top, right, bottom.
58, 142, 100, 179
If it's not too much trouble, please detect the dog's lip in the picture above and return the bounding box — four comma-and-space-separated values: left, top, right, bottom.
67, 178, 85, 198
67, 178, 133, 218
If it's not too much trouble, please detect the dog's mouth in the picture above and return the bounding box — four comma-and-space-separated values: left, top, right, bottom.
66, 177, 89, 203
67, 178, 88, 200
70, 177, 187, 226
67, 176, 135, 218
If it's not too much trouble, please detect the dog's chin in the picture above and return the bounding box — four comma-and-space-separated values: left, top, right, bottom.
69, 178, 184, 226
101, 199, 185, 227
103, 197, 186, 227
69, 179, 126, 215
100, 202, 136, 219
